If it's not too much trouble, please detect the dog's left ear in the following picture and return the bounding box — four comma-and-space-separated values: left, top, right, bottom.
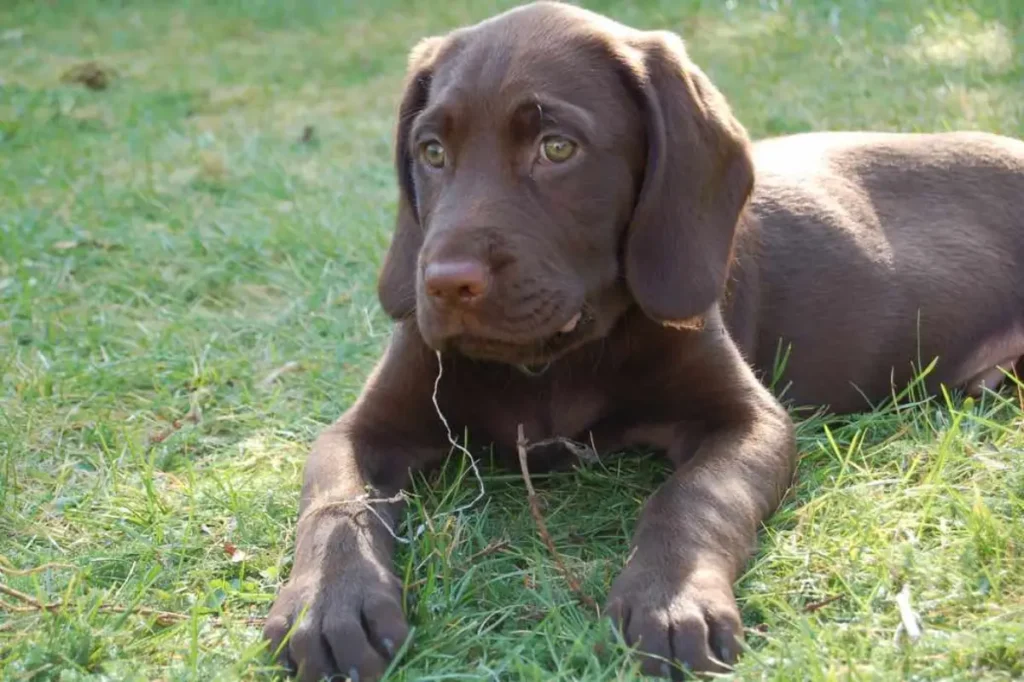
623, 31, 754, 325
378, 36, 445, 320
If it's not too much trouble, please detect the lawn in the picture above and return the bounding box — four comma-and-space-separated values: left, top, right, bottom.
2, 0, 1023, 680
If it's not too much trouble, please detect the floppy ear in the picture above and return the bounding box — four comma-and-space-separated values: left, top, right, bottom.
377, 36, 445, 320
624, 31, 754, 325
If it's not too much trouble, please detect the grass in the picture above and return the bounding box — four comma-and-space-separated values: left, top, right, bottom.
1, 0, 1022, 679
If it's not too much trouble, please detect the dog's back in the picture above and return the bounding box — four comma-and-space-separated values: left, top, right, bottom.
736, 132, 1024, 411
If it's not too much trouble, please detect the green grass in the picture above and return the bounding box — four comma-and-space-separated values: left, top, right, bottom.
2, 0, 1023, 679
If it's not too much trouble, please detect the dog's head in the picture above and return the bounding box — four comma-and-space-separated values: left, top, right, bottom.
378, 1, 753, 366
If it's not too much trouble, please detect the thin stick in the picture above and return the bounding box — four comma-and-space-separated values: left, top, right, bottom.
516, 424, 598, 612
259, 360, 301, 388
0, 560, 76, 576
0, 583, 45, 609
467, 539, 511, 562
148, 405, 200, 444
524, 436, 599, 465
0, 583, 186, 625
803, 594, 843, 613
0, 582, 265, 628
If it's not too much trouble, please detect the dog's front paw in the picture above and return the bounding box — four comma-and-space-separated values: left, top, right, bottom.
605, 560, 741, 679
263, 556, 408, 682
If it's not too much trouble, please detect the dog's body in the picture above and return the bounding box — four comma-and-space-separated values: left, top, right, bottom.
264, 4, 1024, 680
736, 131, 1024, 412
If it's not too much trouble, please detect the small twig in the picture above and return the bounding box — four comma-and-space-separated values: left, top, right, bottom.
0, 560, 76, 576
0, 582, 265, 628
525, 436, 600, 465
3, 603, 55, 613
259, 361, 301, 389
1, 583, 187, 626
0, 582, 45, 609
95, 605, 189, 626
803, 594, 843, 613
467, 539, 511, 563
516, 424, 598, 612
149, 421, 182, 444
148, 406, 200, 444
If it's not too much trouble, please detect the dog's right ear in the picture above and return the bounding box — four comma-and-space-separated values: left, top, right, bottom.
378, 36, 445, 320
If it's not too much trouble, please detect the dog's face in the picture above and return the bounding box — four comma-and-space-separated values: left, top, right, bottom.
378, 2, 755, 366
397, 9, 645, 365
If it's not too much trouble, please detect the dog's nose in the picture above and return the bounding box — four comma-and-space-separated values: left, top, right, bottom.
423, 259, 490, 305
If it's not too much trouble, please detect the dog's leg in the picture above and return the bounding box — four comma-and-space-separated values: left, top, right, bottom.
605, 334, 796, 678
263, 327, 447, 682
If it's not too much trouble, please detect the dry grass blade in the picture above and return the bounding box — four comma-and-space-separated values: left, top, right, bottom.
467, 539, 511, 562
259, 360, 301, 388
803, 594, 843, 613
5, 0, 1024, 678
517, 423, 598, 613
0, 560, 76, 576
1, 581, 264, 628
895, 583, 923, 642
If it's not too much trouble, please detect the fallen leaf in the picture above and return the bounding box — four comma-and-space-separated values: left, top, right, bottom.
224, 542, 249, 563
61, 61, 115, 91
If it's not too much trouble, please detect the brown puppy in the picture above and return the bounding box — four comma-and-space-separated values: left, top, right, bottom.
264, 2, 1024, 679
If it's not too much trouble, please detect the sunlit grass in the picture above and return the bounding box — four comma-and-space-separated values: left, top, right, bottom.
1, 0, 1022, 679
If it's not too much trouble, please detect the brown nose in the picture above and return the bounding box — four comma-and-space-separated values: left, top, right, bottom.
423, 259, 490, 305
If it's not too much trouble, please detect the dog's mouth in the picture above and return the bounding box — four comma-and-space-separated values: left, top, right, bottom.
450, 309, 594, 367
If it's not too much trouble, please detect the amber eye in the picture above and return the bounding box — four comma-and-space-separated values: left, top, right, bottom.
421, 141, 446, 168
540, 136, 577, 163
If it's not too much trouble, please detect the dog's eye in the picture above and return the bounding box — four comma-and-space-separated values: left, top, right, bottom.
540, 136, 577, 163
421, 141, 446, 168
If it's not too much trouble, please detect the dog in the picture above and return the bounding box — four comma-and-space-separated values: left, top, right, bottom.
263, 3, 1024, 679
